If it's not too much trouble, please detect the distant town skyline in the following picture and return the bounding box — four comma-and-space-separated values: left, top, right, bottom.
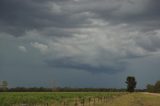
0, 0, 160, 88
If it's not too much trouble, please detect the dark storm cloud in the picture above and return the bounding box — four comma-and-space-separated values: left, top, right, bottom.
0, 0, 48, 36
0, 0, 160, 72
1, 0, 160, 37
0, 0, 89, 36
45, 57, 126, 74
1, 0, 160, 88
135, 31, 160, 52
0, 1, 96, 35
94, 0, 160, 31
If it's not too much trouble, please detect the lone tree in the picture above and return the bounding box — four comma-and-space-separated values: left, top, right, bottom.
125, 76, 137, 92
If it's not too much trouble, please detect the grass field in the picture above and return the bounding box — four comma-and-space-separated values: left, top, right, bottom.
102, 92, 160, 106
0, 92, 125, 106
0, 92, 159, 106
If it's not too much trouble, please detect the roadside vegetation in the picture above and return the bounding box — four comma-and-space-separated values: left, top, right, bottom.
147, 80, 160, 93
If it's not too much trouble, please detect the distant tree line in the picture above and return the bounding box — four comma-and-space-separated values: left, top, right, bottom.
55, 87, 127, 92
6, 87, 52, 92
146, 80, 160, 93
0, 87, 129, 92
4, 77, 159, 93
0, 86, 146, 92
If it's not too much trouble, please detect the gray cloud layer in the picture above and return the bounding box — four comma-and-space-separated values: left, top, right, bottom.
0, 0, 160, 87
1, 0, 160, 35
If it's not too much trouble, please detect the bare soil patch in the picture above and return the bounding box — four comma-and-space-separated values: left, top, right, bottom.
143, 92, 160, 96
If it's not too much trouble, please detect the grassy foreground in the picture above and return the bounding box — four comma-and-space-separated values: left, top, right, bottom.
0, 92, 125, 106
100, 92, 160, 106
0, 92, 159, 106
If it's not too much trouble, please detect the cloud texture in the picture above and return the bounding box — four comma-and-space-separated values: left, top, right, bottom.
0, 0, 160, 88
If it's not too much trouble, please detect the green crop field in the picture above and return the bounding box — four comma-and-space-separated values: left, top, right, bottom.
0, 92, 160, 106
0, 92, 125, 106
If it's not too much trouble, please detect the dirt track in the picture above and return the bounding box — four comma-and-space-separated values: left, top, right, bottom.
101, 93, 160, 106
143, 92, 160, 96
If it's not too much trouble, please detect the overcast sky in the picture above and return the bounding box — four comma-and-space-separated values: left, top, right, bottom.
0, 0, 160, 89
